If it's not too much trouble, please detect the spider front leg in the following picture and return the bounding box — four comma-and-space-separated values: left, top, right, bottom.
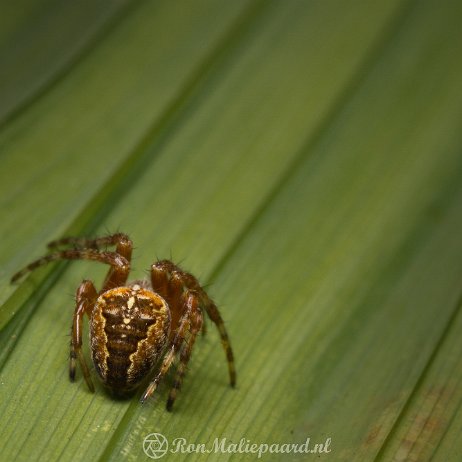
151, 260, 185, 328
150, 260, 175, 301
47, 233, 133, 290
11, 247, 130, 285
71, 280, 97, 392
48, 232, 130, 251
100, 234, 132, 290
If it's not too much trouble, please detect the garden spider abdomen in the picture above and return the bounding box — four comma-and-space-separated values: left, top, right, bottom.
11, 233, 236, 411
90, 284, 171, 396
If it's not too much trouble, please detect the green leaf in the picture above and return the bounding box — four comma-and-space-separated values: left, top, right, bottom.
1, 0, 462, 461
0, 0, 138, 126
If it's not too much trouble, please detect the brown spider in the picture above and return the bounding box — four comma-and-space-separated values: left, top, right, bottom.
11, 233, 236, 410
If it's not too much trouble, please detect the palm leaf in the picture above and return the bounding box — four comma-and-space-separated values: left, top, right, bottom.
1, 0, 461, 460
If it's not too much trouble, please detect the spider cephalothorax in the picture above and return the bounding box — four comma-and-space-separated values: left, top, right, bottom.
12, 233, 236, 410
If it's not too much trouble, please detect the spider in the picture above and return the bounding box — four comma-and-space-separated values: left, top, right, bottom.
11, 233, 236, 411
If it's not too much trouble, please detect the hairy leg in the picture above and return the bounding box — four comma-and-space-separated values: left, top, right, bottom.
167, 306, 202, 410
140, 292, 198, 405
71, 280, 97, 392
202, 299, 236, 387
11, 248, 130, 286
48, 233, 133, 290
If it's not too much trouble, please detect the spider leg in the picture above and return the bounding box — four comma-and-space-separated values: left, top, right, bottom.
47, 232, 131, 250
140, 292, 198, 405
150, 260, 174, 301
151, 261, 185, 329
11, 248, 130, 286
47, 233, 133, 291
100, 234, 132, 290
203, 299, 236, 387
167, 304, 203, 411
71, 280, 97, 392
149, 259, 236, 401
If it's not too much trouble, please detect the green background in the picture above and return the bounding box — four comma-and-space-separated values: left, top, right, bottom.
1, 0, 462, 460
